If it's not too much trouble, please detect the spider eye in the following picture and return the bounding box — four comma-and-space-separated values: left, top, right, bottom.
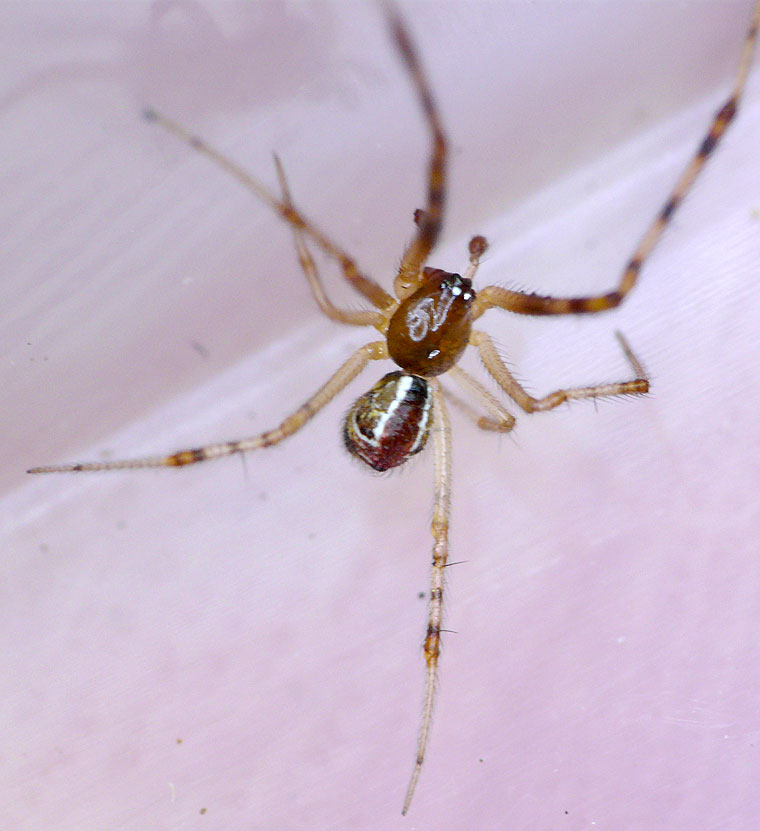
344, 372, 432, 471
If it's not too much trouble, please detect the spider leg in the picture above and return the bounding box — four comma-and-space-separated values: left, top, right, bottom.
384, 6, 447, 300
403, 378, 451, 815
272, 154, 386, 329
143, 108, 394, 311
471, 0, 760, 320
445, 365, 516, 433
470, 330, 649, 413
28, 342, 388, 473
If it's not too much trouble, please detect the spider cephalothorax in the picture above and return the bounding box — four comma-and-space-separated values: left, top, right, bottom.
386, 269, 475, 376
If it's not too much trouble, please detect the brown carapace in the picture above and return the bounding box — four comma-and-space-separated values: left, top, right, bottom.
386, 269, 475, 377
28, 2, 760, 815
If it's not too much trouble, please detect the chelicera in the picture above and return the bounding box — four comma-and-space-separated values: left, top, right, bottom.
29, 2, 760, 815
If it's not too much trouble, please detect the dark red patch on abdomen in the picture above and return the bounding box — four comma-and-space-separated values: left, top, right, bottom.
344, 372, 432, 471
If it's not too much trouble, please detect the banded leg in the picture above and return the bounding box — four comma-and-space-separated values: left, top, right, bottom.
445, 365, 516, 433
385, 7, 447, 300
471, 0, 760, 320
471, 330, 648, 414
143, 108, 394, 311
28, 342, 388, 473
402, 379, 451, 815
273, 155, 385, 329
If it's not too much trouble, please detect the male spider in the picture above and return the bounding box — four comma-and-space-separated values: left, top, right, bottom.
29, 2, 760, 815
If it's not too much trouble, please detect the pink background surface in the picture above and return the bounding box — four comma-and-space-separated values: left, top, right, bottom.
3, 2, 760, 829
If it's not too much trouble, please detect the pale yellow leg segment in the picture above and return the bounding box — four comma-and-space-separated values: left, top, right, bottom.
471, 330, 648, 413
402, 379, 451, 815
272, 154, 386, 329
143, 108, 394, 311
28, 342, 388, 474
446, 365, 516, 433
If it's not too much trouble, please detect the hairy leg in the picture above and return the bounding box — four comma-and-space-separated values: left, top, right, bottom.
144, 108, 394, 311
273, 154, 385, 328
385, 6, 447, 300
402, 379, 451, 814
470, 330, 648, 413
472, 0, 760, 320
445, 365, 516, 433
28, 342, 389, 473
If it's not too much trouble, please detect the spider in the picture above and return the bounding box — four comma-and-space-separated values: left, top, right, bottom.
29, 1, 760, 815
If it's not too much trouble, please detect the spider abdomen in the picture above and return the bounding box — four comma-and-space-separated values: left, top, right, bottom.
344, 372, 432, 471
387, 269, 475, 376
